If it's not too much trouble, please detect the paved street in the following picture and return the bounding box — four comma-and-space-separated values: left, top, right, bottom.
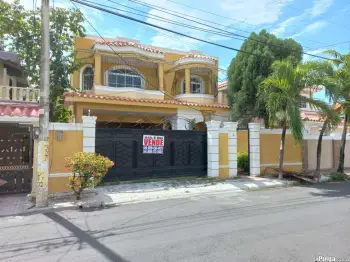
1, 182, 350, 262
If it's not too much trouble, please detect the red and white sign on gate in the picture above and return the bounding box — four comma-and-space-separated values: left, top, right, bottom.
143, 135, 165, 154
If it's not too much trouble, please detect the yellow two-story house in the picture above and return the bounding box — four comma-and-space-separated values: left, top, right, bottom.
66, 35, 230, 130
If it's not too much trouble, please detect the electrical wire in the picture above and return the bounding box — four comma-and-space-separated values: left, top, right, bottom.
108, 0, 315, 52
166, 0, 257, 28
81, 0, 246, 41
78, 5, 229, 73
71, 0, 337, 61
70, 0, 228, 121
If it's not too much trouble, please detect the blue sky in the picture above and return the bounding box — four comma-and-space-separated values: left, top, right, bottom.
10, 0, 350, 91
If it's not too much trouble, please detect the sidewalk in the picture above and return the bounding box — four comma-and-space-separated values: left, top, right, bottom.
0, 176, 298, 217
49, 176, 297, 209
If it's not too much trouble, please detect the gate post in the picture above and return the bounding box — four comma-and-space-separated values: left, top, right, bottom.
82, 116, 97, 153
225, 122, 238, 177
248, 123, 261, 176
206, 120, 221, 178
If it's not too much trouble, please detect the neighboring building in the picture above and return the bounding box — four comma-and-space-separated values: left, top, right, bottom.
218, 81, 228, 105
67, 35, 230, 130
217, 81, 347, 135
0, 48, 39, 194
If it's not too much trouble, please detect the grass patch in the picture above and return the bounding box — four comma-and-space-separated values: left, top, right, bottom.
120, 176, 216, 185
328, 172, 348, 182
97, 179, 120, 187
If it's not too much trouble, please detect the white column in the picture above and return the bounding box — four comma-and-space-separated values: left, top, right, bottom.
3, 68, 8, 86
249, 123, 261, 176
11, 77, 17, 87
225, 122, 238, 177
206, 120, 220, 178
82, 116, 97, 152
171, 116, 189, 130
171, 108, 204, 130
0, 63, 4, 85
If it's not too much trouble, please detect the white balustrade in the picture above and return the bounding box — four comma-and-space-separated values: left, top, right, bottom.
0, 85, 39, 102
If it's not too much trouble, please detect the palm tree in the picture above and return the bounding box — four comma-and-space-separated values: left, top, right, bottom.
323, 51, 350, 173
303, 61, 340, 180
260, 60, 332, 179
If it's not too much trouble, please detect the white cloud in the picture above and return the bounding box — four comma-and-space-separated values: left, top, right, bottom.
309, 0, 334, 17
144, 0, 294, 50
271, 16, 299, 35
303, 48, 327, 61
271, 0, 334, 38
291, 20, 328, 38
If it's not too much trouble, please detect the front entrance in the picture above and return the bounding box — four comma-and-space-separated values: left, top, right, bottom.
0, 124, 33, 194
95, 128, 207, 181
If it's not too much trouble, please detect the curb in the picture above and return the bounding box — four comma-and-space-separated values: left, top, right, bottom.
0, 182, 297, 218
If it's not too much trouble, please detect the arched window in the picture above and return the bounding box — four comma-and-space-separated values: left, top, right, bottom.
107, 68, 144, 89
82, 66, 94, 91
181, 76, 203, 94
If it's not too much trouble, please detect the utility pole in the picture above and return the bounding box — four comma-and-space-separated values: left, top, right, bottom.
36, 0, 50, 207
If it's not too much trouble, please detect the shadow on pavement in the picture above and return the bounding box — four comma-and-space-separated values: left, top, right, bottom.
308, 181, 350, 198
44, 212, 129, 262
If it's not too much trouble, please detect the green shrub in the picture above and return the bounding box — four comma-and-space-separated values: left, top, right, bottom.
238, 152, 249, 172
65, 152, 114, 200
329, 172, 348, 181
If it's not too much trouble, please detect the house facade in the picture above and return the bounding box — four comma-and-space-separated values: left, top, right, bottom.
67, 35, 230, 130
0, 49, 39, 194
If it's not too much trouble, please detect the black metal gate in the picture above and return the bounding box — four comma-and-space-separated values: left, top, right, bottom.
0, 124, 33, 194
95, 128, 207, 181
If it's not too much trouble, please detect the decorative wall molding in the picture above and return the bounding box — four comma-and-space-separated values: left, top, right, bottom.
175, 57, 216, 66
49, 123, 83, 131
49, 173, 70, 177
0, 116, 38, 123
260, 162, 302, 167
94, 85, 164, 97
94, 44, 165, 59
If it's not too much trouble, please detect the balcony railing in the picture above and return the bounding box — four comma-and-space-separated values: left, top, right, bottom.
0, 86, 39, 103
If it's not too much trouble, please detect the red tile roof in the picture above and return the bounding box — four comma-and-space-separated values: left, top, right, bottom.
0, 103, 39, 117
94, 39, 165, 54
177, 53, 217, 62
218, 81, 227, 88
64, 92, 231, 109
300, 110, 324, 122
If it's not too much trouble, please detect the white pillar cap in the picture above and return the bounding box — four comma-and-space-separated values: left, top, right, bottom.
248, 123, 261, 130
82, 115, 97, 124
223, 122, 238, 131
206, 120, 221, 131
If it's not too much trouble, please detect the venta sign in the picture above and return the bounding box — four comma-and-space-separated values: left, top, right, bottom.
143, 135, 165, 154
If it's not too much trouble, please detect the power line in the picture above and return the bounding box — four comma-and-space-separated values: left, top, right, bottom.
166, 0, 257, 28
82, 0, 245, 41
124, 0, 253, 35
313, 40, 350, 50
71, 0, 337, 61
272, 0, 350, 30
70, 0, 227, 120
117, 0, 316, 51
166, 0, 334, 48
80, 5, 229, 73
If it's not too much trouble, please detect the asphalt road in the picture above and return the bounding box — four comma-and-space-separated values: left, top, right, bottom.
1, 182, 350, 262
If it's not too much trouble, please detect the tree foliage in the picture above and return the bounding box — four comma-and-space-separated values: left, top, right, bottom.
322, 51, 350, 173
260, 60, 331, 178
0, 0, 85, 122
227, 30, 303, 127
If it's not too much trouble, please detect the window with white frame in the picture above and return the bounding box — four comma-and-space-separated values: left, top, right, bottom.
181, 76, 203, 94
107, 68, 144, 89
82, 66, 94, 91
300, 100, 307, 109
300, 95, 308, 109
